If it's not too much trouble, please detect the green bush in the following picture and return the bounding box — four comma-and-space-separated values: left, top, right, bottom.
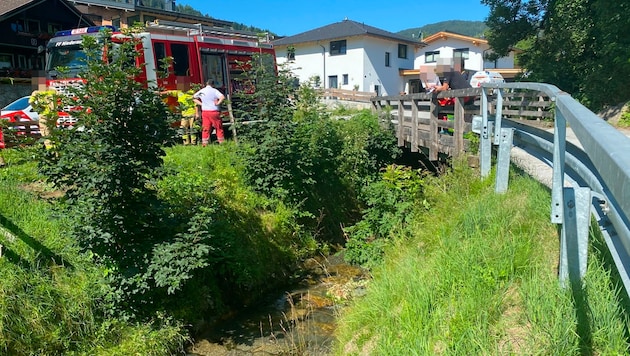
35, 26, 221, 321
618, 103, 630, 128
344, 165, 427, 268
158, 144, 317, 318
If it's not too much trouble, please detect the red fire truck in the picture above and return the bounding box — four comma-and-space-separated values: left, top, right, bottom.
43, 20, 276, 124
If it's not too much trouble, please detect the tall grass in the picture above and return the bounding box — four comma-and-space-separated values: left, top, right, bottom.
334, 161, 630, 355
0, 147, 185, 355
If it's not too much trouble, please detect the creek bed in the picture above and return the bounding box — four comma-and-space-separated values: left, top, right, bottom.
186, 253, 369, 355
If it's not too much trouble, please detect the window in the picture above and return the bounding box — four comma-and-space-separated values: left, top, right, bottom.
398, 44, 408, 59
153, 42, 166, 72
385, 52, 390, 67
343, 74, 349, 85
287, 46, 295, 61
330, 40, 346, 55
112, 18, 121, 29
11, 20, 25, 32
425, 50, 440, 63
127, 15, 141, 26
171, 43, 190, 76
27, 20, 40, 33
201, 54, 226, 89
0, 54, 13, 69
18, 55, 27, 69
454, 48, 470, 71
454, 48, 470, 58
47, 23, 61, 35
328, 75, 338, 89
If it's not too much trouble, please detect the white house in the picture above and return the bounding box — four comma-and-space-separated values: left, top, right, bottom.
402, 31, 521, 94
273, 19, 425, 97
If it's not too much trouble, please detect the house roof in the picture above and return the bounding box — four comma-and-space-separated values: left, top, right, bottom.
273, 18, 424, 47
422, 31, 523, 54
422, 31, 488, 46
0, 0, 37, 17
136, 5, 234, 28
0, 0, 87, 22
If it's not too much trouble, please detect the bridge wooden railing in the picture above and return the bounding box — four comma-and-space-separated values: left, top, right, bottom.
320, 88, 376, 103
370, 87, 554, 160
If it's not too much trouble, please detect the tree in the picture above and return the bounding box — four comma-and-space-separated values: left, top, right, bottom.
483, 0, 630, 110
176, 3, 204, 17
39, 26, 213, 318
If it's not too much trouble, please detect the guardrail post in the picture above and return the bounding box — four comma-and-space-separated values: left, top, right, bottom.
495, 128, 514, 193
480, 88, 492, 177
551, 108, 567, 224
559, 187, 591, 289
492, 88, 504, 145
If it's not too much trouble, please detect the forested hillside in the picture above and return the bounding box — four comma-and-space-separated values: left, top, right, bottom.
398, 20, 488, 39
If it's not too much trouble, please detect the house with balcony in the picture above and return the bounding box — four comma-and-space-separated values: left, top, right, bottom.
0, 0, 94, 105
273, 19, 426, 97
402, 31, 521, 94
0, 0, 93, 78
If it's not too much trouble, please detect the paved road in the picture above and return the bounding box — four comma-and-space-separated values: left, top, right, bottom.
509, 126, 630, 189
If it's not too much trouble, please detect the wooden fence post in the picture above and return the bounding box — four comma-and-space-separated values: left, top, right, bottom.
411, 97, 419, 152
429, 97, 439, 161
454, 96, 465, 156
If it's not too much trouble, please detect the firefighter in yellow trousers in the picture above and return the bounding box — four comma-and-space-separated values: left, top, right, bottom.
179, 90, 200, 145
29, 89, 58, 150
165, 89, 200, 145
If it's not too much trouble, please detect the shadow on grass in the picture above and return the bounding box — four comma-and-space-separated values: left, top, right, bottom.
589, 220, 630, 346
570, 280, 594, 355
0, 213, 73, 270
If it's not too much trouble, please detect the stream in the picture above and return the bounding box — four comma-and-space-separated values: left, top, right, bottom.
186, 253, 370, 355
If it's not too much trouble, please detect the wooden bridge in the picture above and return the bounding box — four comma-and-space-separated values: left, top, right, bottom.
370, 87, 554, 160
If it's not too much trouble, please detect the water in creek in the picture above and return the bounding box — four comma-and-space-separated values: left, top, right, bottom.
186, 253, 370, 356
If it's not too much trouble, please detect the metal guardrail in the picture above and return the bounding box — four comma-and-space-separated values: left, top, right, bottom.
477, 82, 630, 294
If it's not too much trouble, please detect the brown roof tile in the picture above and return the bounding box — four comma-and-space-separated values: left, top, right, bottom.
0, 0, 37, 17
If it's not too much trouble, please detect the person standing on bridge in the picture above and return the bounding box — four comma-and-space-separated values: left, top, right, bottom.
193, 80, 225, 146
434, 64, 471, 92
434, 62, 473, 106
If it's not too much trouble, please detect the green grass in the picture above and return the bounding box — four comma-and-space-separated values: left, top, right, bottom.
0, 147, 185, 355
333, 161, 630, 355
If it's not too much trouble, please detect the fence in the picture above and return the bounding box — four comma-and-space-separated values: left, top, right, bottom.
371, 83, 630, 298
319, 88, 375, 103
370, 88, 554, 160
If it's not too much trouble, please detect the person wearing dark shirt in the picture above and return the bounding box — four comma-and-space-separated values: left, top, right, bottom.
435, 70, 471, 91
434, 67, 474, 106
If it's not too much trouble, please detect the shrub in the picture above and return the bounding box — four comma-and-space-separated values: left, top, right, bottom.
36, 26, 214, 320
344, 165, 428, 267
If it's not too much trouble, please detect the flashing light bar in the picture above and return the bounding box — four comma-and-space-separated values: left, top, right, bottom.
54, 25, 117, 38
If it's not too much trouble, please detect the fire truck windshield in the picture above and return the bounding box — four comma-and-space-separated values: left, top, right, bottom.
47, 44, 87, 71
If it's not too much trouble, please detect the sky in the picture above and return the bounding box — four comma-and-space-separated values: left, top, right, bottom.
178, 0, 491, 37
